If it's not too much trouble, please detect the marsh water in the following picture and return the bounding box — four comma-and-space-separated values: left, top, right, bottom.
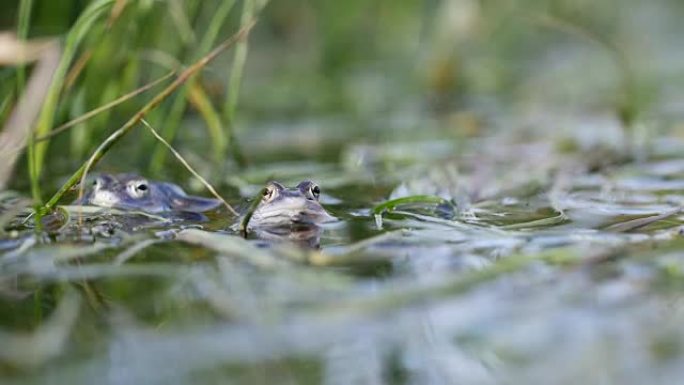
4, 0, 684, 384
3, 111, 684, 385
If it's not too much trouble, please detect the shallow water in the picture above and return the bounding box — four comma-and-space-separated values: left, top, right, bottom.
3, 114, 684, 384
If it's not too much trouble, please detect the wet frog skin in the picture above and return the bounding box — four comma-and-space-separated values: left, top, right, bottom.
249, 180, 335, 229
77, 174, 221, 213
77, 176, 334, 243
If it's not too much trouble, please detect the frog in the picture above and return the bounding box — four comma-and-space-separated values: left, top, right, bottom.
77, 173, 221, 213
77, 175, 335, 243
247, 180, 335, 229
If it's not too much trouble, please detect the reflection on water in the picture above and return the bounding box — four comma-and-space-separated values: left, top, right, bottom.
4, 3, 684, 380
3, 125, 684, 384
251, 224, 323, 249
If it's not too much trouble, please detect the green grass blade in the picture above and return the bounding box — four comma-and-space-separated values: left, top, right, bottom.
16, 0, 34, 94
372, 195, 451, 215
29, 0, 115, 202
223, 0, 255, 121
239, 187, 267, 235
220, 0, 266, 168
42, 20, 257, 214
0, 91, 14, 124
372, 195, 452, 229
198, 0, 238, 54
17, 0, 34, 199
35, 70, 175, 143
188, 81, 227, 161
149, 0, 236, 172
223, 0, 268, 167
149, 91, 187, 174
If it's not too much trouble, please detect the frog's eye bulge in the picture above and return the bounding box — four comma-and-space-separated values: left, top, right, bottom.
262, 185, 275, 202
90, 174, 115, 190
127, 180, 150, 199
262, 182, 284, 203
310, 184, 320, 200
296, 180, 320, 201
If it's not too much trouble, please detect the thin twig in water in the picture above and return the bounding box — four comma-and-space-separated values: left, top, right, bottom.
604, 208, 682, 233
141, 119, 237, 216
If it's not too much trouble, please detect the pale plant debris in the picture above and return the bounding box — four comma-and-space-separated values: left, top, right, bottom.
3, 0, 684, 384
0, 41, 60, 189
0, 33, 55, 65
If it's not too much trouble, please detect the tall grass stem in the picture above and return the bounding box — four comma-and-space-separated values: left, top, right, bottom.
16, 0, 34, 93
29, 0, 116, 203
223, 0, 254, 122
35, 71, 175, 143
42, 20, 257, 213
150, 0, 237, 172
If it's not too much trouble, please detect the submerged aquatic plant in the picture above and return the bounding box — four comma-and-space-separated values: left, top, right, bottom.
372, 195, 453, 229
2, 0, 684, 384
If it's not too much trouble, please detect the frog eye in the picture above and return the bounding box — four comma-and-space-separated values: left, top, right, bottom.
127, 180, 150, 198
309, 184, 320, 200
92, 176, 105, 188
262, 185, 276, 202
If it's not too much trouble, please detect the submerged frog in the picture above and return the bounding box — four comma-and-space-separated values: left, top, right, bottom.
77, 174, 221, 213
77, 175, 334, 245
248, 180, 335, 229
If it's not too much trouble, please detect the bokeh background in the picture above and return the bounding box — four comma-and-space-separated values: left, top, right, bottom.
2, 0, 684, 184
4, 1, 684, 384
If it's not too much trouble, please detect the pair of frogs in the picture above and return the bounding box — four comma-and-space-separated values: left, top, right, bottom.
78, 174, 334, 229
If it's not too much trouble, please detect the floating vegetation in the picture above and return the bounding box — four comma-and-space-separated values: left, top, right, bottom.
2, 0, 684, 384
372, 195, 454, 229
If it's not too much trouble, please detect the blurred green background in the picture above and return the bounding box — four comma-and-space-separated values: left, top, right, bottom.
2, 0, 684, 196
4, 2, 684, 384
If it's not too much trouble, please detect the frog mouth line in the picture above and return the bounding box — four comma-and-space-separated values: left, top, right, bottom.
88, 191, 122, 209
250, 198, 336, 227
